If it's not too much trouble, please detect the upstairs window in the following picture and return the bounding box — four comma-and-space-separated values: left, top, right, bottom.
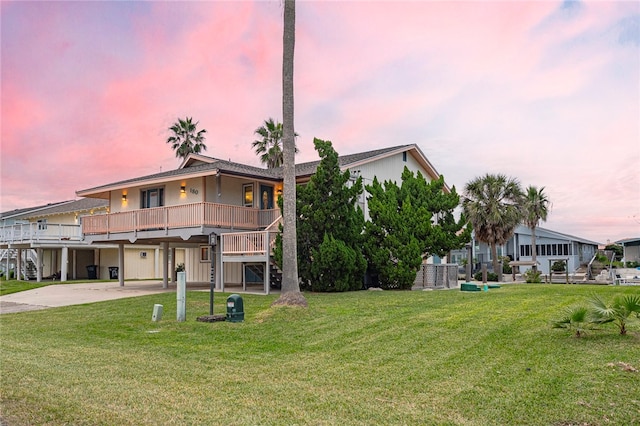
141, 188, 164, 208
243, 184, 254, 207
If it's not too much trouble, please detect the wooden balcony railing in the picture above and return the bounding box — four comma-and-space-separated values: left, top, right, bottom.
1, 223, 83, 244
82, 202, 280, 235
222, 231, 279, 256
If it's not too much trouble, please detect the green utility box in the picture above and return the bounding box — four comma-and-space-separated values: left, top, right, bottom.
460, 283, 481, 292
226, 294, 244, 323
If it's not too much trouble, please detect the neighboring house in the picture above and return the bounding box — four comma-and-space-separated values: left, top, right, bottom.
1, 199, 110, 281
75, 144, 447, 292
1, 199, 185, 282
450, 225, 600, 276
615, 237, 640, 266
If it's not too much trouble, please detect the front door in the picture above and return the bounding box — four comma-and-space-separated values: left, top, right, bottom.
259, 185, 274, 209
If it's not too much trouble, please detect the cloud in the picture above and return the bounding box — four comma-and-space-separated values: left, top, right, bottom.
1, 1, 638, 243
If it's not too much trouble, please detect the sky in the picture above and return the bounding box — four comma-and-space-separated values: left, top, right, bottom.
1, 0, 639, 245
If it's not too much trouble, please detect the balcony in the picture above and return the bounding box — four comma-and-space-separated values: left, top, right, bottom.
1, 223, 83, 244
82, 202, 280, 236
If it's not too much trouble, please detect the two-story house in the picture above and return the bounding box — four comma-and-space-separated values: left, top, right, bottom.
76, 144, 447, 293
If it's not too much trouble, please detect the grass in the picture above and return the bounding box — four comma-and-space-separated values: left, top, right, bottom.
1, 284, 639, 425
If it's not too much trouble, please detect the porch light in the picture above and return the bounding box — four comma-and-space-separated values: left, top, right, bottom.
122, 193, 127, 202
180, 185, 186, 194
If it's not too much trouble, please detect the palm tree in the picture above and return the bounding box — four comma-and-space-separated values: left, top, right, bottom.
590, 294, 640, 335
273, 0, 306, 307
166, 117, 207, 159
252, 118, 299, 169
523, 186, 550, 271
462, 173, 524, 275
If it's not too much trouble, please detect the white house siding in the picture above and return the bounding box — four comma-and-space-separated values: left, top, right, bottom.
356, 151, 431, 221
98, 246, 162, 280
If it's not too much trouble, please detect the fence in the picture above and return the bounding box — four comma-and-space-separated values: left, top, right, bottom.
414, 264, 459, 289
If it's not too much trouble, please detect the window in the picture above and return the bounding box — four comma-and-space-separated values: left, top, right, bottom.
200, 246, 210, 262
243, 184, 253, 207
402, 152, 407, 162
37, 219, 47, 230
141, 188, 164, 208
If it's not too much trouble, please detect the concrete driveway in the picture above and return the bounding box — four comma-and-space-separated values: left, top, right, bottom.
0, 281, 174, 314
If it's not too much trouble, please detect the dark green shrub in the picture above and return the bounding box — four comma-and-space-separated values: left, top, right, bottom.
309, 234, 366, 292
474, 271, 499, 282
523, 269, 542, 283
500, 256, 512, 274
551, 260, 566, 272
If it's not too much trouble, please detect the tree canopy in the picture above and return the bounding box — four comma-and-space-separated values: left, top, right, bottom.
364, 167, 470, 289
462, 173, 523, 273
276, 138, 366, 291
166, 117, 207, 159
252, 118, 299, 169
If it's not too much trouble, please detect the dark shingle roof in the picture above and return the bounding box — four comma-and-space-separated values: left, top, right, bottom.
1, 199, 109, 220
77, 145, 417, 196
1, 201, 71, 220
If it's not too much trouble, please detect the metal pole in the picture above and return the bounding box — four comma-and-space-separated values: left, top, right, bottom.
209, 233, 217, 315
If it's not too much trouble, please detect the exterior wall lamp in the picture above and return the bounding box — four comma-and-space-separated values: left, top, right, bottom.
122, 193, 127, 202
180, 185, 186, 194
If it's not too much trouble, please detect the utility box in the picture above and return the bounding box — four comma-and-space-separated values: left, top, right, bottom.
226, 294, 244, 323
152, 304, 163, 322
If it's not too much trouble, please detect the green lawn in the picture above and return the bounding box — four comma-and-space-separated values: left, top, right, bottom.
1, 285, 639, 425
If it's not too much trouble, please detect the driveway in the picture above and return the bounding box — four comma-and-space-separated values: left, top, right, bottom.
0, 281, 174, 314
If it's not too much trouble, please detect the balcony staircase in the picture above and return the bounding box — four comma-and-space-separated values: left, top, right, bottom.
244, 261, 282, 289
0, 248, 37, 280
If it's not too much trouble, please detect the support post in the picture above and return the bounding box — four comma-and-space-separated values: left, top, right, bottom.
162, 242, 169, 289
36, 247, 43, 282
16, 248, 22, 281
170, 247, 176, 284
465, 244, 472, 282
118, 243, 124, 287
61, 247, 68, 282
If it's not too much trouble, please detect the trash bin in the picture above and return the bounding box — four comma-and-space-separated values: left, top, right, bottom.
226, 294, 244, 323
86, 265, 98, 279
108, 267, 119, 280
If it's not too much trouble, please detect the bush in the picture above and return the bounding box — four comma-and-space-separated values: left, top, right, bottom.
309, 234, 366, 292
551, 260, 566, 272
523, 269, 542, 283
474, 271, 499, 282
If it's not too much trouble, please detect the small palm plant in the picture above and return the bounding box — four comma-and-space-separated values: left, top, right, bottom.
589, 294, 640, 335
552, 305, 593, 337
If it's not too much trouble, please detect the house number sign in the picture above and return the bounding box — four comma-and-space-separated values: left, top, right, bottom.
190, 188, 198, 195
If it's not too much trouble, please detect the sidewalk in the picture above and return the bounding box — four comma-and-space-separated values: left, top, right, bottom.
0, 280, 174, 314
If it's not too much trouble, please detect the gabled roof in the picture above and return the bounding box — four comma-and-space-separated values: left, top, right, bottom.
26, 198, 109, 218
76, 144, 444, 198
615, 237, 640, 246
0, 198, 109, 221
515, 224, 601, 246
1, 201, 71, 220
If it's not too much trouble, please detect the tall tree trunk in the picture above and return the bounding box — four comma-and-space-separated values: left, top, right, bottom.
530, 226, 538, 272
273, 0, 306, 307
491, 243, 499, 277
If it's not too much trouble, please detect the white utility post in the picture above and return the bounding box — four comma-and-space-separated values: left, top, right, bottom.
177, 271, 186, 322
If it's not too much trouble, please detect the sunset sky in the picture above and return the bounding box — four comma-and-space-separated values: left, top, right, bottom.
1, 0, 639, 244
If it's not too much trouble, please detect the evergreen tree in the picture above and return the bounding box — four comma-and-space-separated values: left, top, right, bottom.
364, 167, 470, 289
275, 138, 366, 291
